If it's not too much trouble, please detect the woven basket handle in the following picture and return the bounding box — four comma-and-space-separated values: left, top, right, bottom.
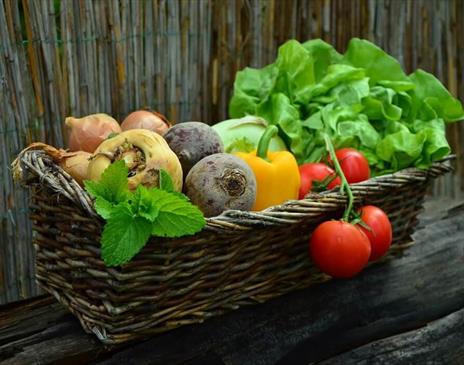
12, 149, 98, 217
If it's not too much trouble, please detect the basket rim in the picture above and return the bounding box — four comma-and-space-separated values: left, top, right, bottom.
14, 149, 455, 232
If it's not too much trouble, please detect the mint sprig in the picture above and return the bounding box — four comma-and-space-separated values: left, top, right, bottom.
101, 203, 153, 267
84, 163, 206, 267
85, 160, 129, 205
159, 168, 175, 192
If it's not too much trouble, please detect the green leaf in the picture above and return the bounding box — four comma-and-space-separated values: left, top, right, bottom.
100, 203, 152, 267
376, 130, 426, 170
94, 197, 114, 220
409, 69, 464, 122
362, 86, 402, 121
319, 104, 359, 133
301, 39, 343, 81
148, 189, 206, 238
275, 40, 315, 105
130, 185, 160, 222
342, 38, 410, 85
307, 64, 365, 99
229, 64, 278, 118
393, 91, 413, 122
414, 118, 450, 168
159, 169, 174, 192
334, 78, 370, 106
85, 160, 205, 267
258, 93, 306, 161
302, 111, 323, 130
377, 80, 415, 92
84, 160, 130, 204
335, 115, 380, 150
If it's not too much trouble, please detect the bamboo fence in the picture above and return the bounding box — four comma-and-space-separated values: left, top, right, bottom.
0, 0, 463, 304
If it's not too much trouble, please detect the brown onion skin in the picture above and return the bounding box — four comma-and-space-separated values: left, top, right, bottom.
11, 142, 91, 186
121, 110, 171, 136
60, 151, 91, 186
66, 113, 121, 153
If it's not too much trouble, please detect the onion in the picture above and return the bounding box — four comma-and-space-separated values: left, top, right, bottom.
121, 110, 171, 136
66, 113, 121, 153
59, 151, 92, 186
12, 142, 91, 186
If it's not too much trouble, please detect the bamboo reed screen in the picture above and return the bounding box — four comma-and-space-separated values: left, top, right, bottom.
1, 0, 463, 304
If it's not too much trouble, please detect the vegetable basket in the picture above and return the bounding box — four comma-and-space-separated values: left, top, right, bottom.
14, 149, 454, 344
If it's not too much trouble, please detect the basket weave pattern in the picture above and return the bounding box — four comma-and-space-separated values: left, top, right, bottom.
17, 150, 453, 344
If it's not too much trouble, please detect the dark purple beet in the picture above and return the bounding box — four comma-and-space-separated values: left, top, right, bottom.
164, 122, 224, 178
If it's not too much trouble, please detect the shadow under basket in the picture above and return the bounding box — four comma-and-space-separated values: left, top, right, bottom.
14, 150, 454, 344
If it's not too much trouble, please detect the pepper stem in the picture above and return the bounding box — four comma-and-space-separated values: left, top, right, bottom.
257, 125, 278, 159
322, 133, 354, 221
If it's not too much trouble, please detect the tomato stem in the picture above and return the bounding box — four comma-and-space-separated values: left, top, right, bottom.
322, 133, 354, 221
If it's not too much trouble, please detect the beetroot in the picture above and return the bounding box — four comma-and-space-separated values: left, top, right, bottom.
164, 122, 224, 178
185, 153, 256, 217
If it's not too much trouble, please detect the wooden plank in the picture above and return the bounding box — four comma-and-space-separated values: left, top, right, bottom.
0, 199, 462, 365
316, 307, 464, 364
0, 0, 41, 304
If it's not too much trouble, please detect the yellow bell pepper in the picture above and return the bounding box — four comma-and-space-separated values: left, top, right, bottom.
235, 125, 300, 211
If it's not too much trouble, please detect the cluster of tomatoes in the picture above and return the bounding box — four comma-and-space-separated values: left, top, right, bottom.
299, 148, 393, 279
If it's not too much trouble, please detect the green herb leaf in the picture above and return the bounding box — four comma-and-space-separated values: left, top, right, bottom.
159, 169, 175, 192
85, 161, 206, 267
84, 160, 130, 205
149, 189, 206, 238
130, 185, 160, 222
94, 197, 114, 219
100, 203, 152, 267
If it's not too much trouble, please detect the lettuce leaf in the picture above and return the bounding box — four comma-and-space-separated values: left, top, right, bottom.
228, 38, 464, 174
409, 69, 464, 122
342, 38, 411, 85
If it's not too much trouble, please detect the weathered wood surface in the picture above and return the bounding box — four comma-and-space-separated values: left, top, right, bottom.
1, 0, 464, 306
0, 199, 463, 365
317, 307, 464, 365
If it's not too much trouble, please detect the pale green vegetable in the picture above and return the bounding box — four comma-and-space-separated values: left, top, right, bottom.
212, 116, 288, 153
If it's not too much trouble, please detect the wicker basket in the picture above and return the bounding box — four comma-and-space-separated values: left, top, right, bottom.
14, 149, 454, 344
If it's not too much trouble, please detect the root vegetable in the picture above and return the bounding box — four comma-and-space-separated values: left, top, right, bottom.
11, 142, 91, 186
121, 110, 171, 136
212, 116, 287, 153
88, 129, 183, 191
185, 153, 256, 217
59, 151, 92, 186
66, 113, 121, 153
164, 122, 224, 178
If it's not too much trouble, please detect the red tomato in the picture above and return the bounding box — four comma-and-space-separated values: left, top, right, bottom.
309, 221, 371, 278
358, 205, 393, 261
331, 148, 370, 183
298, 163, 341, 199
